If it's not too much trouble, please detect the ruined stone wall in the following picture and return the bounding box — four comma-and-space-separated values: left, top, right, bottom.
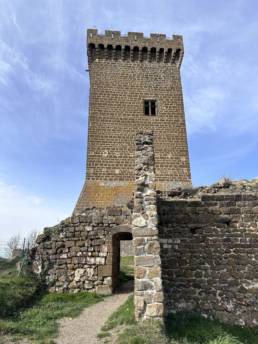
133, 132, 164, 321
158, 192, 258, 326
34, 206, 131, 294
75, 29, 191, 212
33, 129, 258, 327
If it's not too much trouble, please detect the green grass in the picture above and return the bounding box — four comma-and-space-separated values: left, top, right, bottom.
102, 295, 135, 331
99, 296, 258, 344
119, 256, 134, 283
0, 257, 20, 276
0, 274, 41, 317
0, 291, 103, 343
0, 257, 103, 343
165, 313, 258, 344
0, 257, 41, 317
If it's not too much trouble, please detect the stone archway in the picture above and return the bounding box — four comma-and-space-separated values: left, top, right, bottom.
108, 225, 133, 292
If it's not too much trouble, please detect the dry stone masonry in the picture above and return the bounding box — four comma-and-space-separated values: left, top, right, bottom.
33, 28, 258, 327
158, 180, 258, 326
133, 132, 164, 320
34, 206, 132, 294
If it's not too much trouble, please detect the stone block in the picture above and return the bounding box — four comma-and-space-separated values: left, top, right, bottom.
147, 266, 161, 279
135, 296, 145, 310
154, 292, 164, 303
96, 285, 112, 295
133, 228, 158, 237
146, 241, 160, 255
146, 303, 164, 317
135, 255, 160, 267
135, 266, 146, 279
135, 279, 154, 291
97, 265, 112, 277
132, 216, 147, 228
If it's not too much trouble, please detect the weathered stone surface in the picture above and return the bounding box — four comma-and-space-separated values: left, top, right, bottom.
96, 285, 112, 295
135, 296, 145, 310
135, 256, 160, 267
135, 266, 146, 279
148, 266, 161, 279
98, 264, 112, 277
158, 185, 258, 327
146, 303, 164, 318
132, 132, 164, 321
132, 216, 147, 228
33, 206, 132, 294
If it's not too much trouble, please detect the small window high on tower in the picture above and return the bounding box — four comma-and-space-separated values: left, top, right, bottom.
144, 100, 157, 116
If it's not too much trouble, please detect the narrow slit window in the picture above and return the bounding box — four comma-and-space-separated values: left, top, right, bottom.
144, 100, 157, 116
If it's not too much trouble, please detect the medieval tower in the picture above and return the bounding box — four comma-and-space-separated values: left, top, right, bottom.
75, 29, 191, 212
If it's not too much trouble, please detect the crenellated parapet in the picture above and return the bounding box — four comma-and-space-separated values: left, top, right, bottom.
87, 29, 184, 67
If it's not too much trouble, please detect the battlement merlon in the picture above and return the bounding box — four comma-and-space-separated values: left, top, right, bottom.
86, 29, 184, 68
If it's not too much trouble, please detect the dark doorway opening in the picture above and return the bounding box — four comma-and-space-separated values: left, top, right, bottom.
112, 232, 133, 292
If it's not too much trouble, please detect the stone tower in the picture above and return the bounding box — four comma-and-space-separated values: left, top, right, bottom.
75, 29, 191, 212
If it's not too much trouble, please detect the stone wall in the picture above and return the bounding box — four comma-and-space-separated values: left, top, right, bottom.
34, 206, 131, 294
33, 128, 258, 327
158, 189, 258, 326
132, 132, 164, 320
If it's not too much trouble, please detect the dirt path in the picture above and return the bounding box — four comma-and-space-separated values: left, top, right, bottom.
55, 282, 133, 344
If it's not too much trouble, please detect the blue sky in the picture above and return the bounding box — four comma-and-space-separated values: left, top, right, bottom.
0, 0, 258, 247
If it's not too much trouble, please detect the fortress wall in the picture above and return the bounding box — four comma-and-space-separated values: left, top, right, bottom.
158, 193, 258, 326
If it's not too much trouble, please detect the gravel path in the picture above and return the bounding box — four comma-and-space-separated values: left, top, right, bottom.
55, 282, 133, 344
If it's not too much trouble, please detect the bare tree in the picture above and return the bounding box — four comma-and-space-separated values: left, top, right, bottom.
26, 230, 38, 249
5, 234, 21, 258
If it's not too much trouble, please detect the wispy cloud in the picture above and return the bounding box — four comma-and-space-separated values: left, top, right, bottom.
0, 41, 28, 85
185, 87, 227, 133
0, 180, 69, 244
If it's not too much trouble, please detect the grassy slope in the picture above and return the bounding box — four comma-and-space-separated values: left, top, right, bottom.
0, 292, 103, 343
100, 295, 258, 344
0, 257, 40, 317
0, 257, 103, 343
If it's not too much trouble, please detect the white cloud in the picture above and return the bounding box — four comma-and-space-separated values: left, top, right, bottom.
185, 87, 227, 133
0, 180, 70, 254
0, 41, 28, 86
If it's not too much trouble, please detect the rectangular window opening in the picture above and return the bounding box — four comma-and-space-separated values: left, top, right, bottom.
144, 100, 157, 116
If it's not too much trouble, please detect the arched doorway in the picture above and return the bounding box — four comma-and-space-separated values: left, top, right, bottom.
110, 225, 133, 292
